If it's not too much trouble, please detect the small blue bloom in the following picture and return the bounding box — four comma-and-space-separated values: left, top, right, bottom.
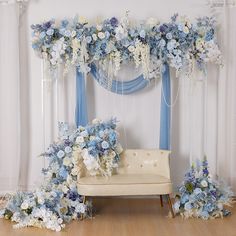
166, 32, 172, 40
46, 28, 54, 36
65, 146, 72, 154
59, 167, 68, 179
39, 31, 46, 39
101, 141, 109, 149
110, 17, 118, 27
81, 130, 89, 137
139, 29, 146, 38
57, 150, 65, 158
86, 36, 92, 44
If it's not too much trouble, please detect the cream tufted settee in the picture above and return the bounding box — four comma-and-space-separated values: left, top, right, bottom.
78, 149, 174, 217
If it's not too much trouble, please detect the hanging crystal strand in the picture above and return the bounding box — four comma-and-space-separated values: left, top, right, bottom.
203, 74, 208, 161
41, 59, 46, 169
107, 57, 113, 90
189, 71, 194, 165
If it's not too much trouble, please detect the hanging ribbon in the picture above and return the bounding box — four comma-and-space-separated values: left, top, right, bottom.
159, 64, 171, 150
75, 67, 88, 127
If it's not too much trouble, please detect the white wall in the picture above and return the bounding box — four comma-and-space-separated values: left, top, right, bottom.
22, 0, 219, 190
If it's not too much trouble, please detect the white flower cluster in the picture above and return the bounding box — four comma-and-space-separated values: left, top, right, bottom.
130, 40, 151, 79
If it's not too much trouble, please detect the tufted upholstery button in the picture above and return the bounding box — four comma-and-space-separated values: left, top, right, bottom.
154, 163, 157, 167
133, 152, 137, 156
140, 164, 143, 168
147, 152, 150, 156
161, 151, 164, 155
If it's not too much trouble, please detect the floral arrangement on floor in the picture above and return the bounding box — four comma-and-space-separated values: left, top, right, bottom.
31, 13, 222, 78
174, 158, 234, 219
0, 118, 122, 231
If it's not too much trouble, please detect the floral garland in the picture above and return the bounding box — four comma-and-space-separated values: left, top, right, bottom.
31, 14, 222, 79
0, 118, 122, 231
173, 158, 234, 219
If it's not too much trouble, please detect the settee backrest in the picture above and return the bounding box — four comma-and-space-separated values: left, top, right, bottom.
117, 149, 171, 179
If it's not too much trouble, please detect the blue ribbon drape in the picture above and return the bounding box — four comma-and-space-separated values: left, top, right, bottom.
90, 63, 149, 95
75, 63, 171, 150
75, 68, 88, 127
159, 64, 171, 150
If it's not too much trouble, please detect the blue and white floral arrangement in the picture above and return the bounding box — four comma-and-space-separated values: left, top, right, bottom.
0, 118, 122, 231
31, 14, 222, 79
174, 158, 234, 219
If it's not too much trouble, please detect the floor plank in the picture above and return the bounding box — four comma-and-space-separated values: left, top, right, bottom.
0, 197, 235, 236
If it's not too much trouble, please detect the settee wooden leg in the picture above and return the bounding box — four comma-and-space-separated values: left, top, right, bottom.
160, 195, 164, 207
80, 196, 86, 220
166, 194, 175, 218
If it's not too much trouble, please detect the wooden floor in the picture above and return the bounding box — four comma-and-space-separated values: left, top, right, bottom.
0, 197, 235, 236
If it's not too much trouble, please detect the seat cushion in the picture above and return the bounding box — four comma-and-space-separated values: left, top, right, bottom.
77, 174, 173, 196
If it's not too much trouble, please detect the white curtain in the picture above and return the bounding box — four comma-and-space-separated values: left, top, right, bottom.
0, 0, 236, 194
0, 2, 21, 194
216, 6, 236, 191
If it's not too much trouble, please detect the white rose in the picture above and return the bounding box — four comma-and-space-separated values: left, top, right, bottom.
128, 45, 135, 52
62, 185, 69, 193
21, 201, 29, 210
76, 136, 84, 143
63, 156, 71, 166
71, 30, 77, 38
92, 34, 98, 41
115, 143, 123, 154
38, 197, 45, 205
98, 32, 105, 39
78, 16, 87, 24
71, 168, 79, 176
92, 118, 101, 124
201, 180, 208, 188
89, 136, 96, 141
96, 25, 103, 31
183, 26, 189, 34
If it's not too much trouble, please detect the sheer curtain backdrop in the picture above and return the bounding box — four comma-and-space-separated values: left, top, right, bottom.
0, 0, 236, 194
0, 2, 21, 194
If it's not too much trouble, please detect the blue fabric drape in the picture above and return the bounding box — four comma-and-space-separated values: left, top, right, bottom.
75, 68, 88, 127
75, 63, 171, 150
90, 63, 149, 95
159, 64, 171, 150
